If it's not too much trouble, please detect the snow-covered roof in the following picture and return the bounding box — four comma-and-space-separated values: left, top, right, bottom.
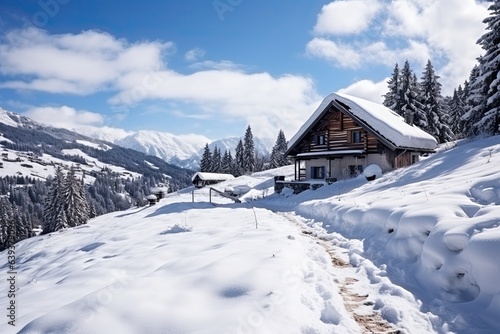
288, 92, 437, 154
191, 172, 235, 182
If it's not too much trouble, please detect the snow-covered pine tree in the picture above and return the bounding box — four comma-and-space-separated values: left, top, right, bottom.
448, 86, 467, 138
383, 63, 403, 114
462, 64, 486, 137
400, 60, 427, 128
61, 166, 89, 228
211, 146, 222, 173
43, 166, 66, 233
221, 150, 233, 174
200, 143, 212, 172
472, 0, 500, 135
269, 129, 289, 168
234, 139, 245, 176
419, 60, 454, 143
0, 197, 13, 250
243, 125, 255, 174
13, 206, 32, 241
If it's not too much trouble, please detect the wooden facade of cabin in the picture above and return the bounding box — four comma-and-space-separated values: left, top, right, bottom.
286, 94, 436, 181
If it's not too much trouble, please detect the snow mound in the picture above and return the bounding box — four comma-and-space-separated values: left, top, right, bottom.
363, 164, 383, 180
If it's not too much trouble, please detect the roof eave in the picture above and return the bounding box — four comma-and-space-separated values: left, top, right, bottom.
285, 101, 334, 156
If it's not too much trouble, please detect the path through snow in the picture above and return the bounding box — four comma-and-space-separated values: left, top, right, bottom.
277, 212, 438, 334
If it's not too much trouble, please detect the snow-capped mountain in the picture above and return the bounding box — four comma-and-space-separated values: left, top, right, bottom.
0, 107, 40, 129
115, 130, 205, 162
75, 127, 275, 169
2, 106, 275, 169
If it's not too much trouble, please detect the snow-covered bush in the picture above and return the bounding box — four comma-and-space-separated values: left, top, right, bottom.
161, 223, 193, 234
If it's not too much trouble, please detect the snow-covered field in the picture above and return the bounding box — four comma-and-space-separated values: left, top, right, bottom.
2, 136, 500, 333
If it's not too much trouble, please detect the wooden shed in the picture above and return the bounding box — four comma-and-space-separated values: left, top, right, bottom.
191, 172, 235, 188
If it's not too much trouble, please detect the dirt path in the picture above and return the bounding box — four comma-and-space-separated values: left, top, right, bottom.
280, 212, 401, 334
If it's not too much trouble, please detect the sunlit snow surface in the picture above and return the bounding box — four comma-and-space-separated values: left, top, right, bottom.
2, 136, 500, 333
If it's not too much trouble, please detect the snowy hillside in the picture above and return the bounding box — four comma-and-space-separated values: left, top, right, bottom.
0, 147, 140, 184
1, 106, 274, 169
3, 136, 500, 333
0, 109, 194, 190
0, 107, 18, 127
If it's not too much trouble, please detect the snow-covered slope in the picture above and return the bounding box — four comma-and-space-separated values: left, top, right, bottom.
3, 168, 438, 334
0, 107, 19, 127
5, 116, 499, 332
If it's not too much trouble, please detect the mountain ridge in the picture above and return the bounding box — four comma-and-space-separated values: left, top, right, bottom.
1, 107, 275, 170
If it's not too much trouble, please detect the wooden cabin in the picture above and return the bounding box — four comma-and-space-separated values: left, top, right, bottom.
286, 92, 437, 181
191, 172, 235, 188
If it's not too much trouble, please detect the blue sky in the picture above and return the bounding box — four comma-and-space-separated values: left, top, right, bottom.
0, 0, 492, 143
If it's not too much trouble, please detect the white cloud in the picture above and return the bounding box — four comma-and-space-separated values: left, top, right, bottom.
306, 38, 362, 68
110, 69, 320, 139
25, 105, 105, 129
308, 0, 491, 94
188, 60, 244, 71
185, 47, 205, 62
314, 0, 383, 35
338, 78, 389, 104
306, 38, 431, 69
0, 28, 319, 139
0, 28, 172, 94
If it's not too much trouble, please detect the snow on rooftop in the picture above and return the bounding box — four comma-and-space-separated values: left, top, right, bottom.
288, 92, 437, 153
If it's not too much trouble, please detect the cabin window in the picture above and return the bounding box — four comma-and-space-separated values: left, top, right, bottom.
352, 131, 362, 143
310, 166, 325, 179
348, 165, 363, 176
315, 134, 326, 145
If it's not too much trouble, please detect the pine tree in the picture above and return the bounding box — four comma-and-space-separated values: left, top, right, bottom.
448, 86, 467, 138
383, 63, 403, 113
234, 139, 244, 176
462, 65, 486, 137
221, 150, 233, 174
419, 60, 454, 143
243, 125, 255, 173
211, 146, 222, 173
0, 198, 13, 250
43, 167, 66, 233
472, 0, 500, 135
200, 143, 212, 172
269, 129, 289, 168
400, 60, 427, 128
61, 166, 89, 228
